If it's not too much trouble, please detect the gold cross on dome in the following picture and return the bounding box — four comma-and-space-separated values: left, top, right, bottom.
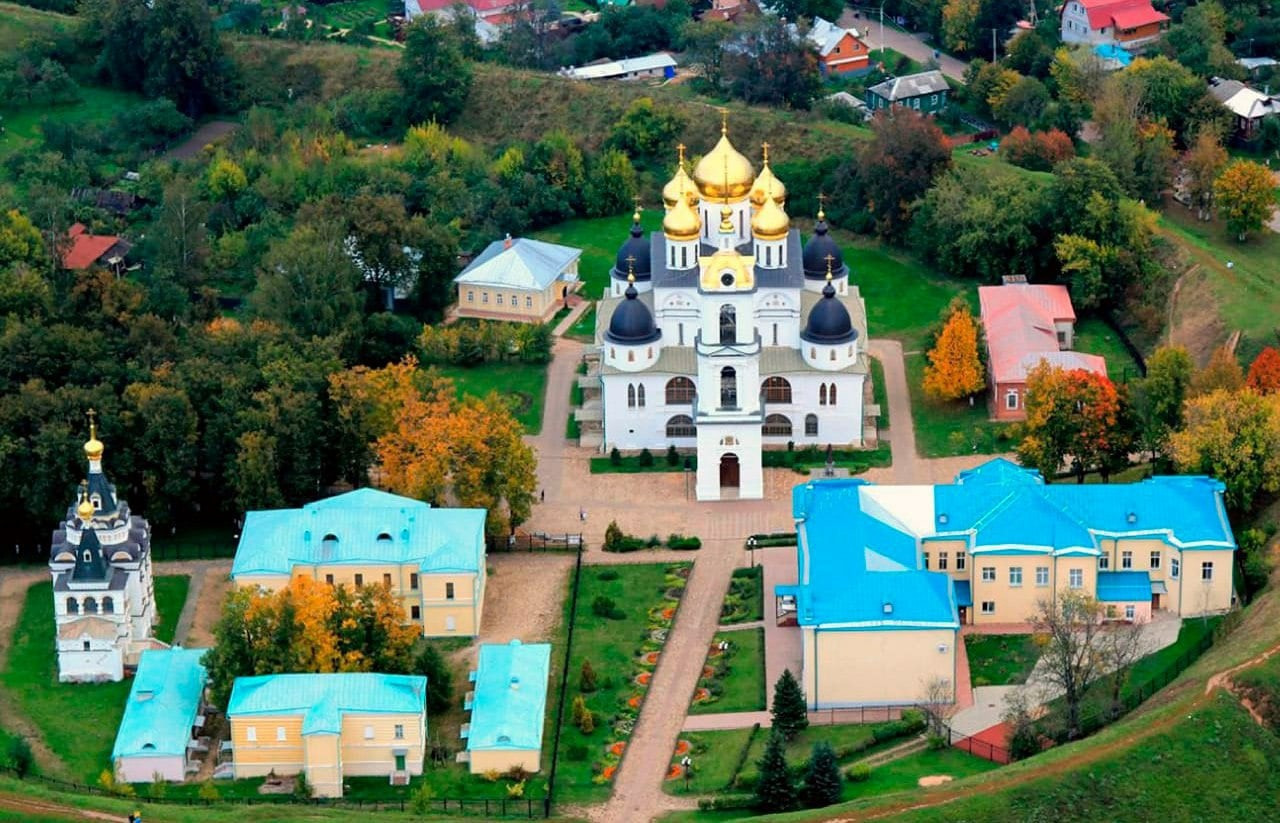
817, 192, 827, 220
719, 108, 728, 135
626, 254, 636, 283
86, 408, 97, 438
762, 141, 771, 164
825, 254, 835, 280
677, 143, 686, 165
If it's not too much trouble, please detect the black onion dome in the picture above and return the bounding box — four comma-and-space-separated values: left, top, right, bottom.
614, 218, 651, 279
802, 217, 846, 279
802, 282, 858, 344
606, 282, 661, 345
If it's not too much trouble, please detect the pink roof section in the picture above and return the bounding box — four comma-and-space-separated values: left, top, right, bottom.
979, 284, 1107, 384
408, 0, 512, 14
62, 223, 122, 270
1080, 0, 1168, 30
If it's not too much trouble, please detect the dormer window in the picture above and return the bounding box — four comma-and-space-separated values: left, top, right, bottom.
82, 550, 92, 563
90, 494, 102, 510
377, 532, 393, 543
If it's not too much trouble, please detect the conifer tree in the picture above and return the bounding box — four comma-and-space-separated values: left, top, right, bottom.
753, 730, 797, 812
580, 659, 598, 693
923, 304, 985, 402
801, 741, 842, 808
771, 668, 809, 741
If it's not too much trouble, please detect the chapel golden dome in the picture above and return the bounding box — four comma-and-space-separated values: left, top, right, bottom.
76, 488, 95, 521
750, 144, 786, 208
692, 114, 754, 202
84, 408, 103, 462
662, 145, 699, 209
751, 192, 790, 240
663, 188, 701, 240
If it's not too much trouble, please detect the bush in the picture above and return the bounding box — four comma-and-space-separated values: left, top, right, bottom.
411, 780, 435, 814
566, 744, 589, 762
927, 733, 949, 750
667, 534, 702, 550
604, 520, 648, 552
580, 659, 598, 693
845, 762, 871, 782
610, 447, 622, 466
597, 569, 619, 581
666, 445, 680, 466
697, 794, 757, 811
293, 771, 312, 800
638, 447, 654, 466
5, 737, 33, 778
198, 780, 220, 801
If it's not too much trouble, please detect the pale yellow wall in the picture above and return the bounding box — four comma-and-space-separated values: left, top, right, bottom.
468, 748, 541, 775
922, 538, 970, 575
970, 554, 1055, 624
234, 573, 290, 592
803, 627, 956, 707
1174, 549, 1233, 616
338, 713, 426, 777
457, 280, 569, 322
1054, 555, 1097, 601
304, 734, 342, 798
229, 715, 305, 773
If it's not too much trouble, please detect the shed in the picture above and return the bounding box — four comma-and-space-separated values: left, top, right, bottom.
111, 648, 208, 783
464, 640, 552, 774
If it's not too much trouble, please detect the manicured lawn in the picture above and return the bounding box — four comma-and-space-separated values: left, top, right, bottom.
432, 362, 548, 434
1158, 206, 1280, 365
2, 576, 190, 782
720, 567, 763, 625
565, 304, 596, 342
734, 721, 910, 789
690, 628, 765, 715
532, 211, 663, 299
317, 0, 387, 29
964, 634, 1041, 687
553, 562, 690, 804
153, 575, 191, 645
839, 746, 1000, 801
835, 232, 973, 351
904, 353, 1014, 458
1073, 317, 1143, 384
592, 454, 694, 473
667, 727, 758, 796
870, 356, 889, 430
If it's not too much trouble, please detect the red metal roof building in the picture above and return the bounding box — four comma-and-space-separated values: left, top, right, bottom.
61, 224, 131, 272
1060, 0, 1168, 51
979, 283, 1107, 421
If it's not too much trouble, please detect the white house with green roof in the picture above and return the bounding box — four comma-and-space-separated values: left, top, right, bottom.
230, 489, 487, 637
462, 639, 552, 775
225, 672, 428, 798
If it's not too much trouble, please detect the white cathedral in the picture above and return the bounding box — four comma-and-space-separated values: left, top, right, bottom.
589, 122, 870, 501
48, 412, 160, 682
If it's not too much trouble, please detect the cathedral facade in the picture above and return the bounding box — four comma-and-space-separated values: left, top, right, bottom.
48, 414, 159, 682
591, 123, 870, 501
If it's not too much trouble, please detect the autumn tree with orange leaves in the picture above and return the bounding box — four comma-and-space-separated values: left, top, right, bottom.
329, 356, 537, 535
923, 303, 986, 402
1246, 347, 1280, 395
202, 576, 419, 708
1016, 363, 1128, 482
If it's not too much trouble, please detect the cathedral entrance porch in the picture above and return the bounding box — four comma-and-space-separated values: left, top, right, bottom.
695, 425, 763, 501
719, 453, 741, 493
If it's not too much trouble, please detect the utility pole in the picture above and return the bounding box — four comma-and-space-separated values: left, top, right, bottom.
879, 3, 884, 62
992, 27, 997, 63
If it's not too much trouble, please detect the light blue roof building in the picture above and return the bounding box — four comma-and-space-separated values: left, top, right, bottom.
463, 640, 552, 774
784, 458, 1236, 709
227, 672, 428, 732
112, 647, 207, 782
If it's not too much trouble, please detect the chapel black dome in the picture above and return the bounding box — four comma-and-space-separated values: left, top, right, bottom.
614, 218, 651, 279
801, 283, 858, 344
606, 283, 661, 345
802, 217, 846, 279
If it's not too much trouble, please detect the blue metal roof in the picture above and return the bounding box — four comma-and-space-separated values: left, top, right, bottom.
793, 480, 958, 629
467, 640, 552, 752
227, 673, 427, 735
953, 580, 972, 608
230, 489, 486, 578
1096, 571, 1152, 602
112, 648, 207, 760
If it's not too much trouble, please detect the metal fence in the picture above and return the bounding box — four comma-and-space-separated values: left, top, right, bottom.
0, 766, 545, 817
808, 705, 911, 726
487, 533, 584, 553
949, 730, 1011, 764
544, 545, 585, 816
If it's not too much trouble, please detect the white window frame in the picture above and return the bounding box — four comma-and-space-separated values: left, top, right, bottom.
956, 552, 966, 571
1201, 561, 1213, 581
1121, 551, 1133, 570
981, 601, 995, 614
394, 724, 404, 740
1171, 558, 1180, 579
1125, 605, 1136, 620
1069, 568, 1083, 589
1150, 550, 1161, 569
1035, 566, 1049, 587
364, 725, 375, 740
923, 551, 930, 570
1009, 567, 1023, 587
246, 726, 257, 742
276, 726, 286, 742
1098, 555, 1110, 570
981, 566, 995, 582
1005, 391, 1018, 410
938, 551, 948, 571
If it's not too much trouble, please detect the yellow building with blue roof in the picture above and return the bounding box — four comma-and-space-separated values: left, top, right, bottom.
462, 639, 552, 775
230, 489, 486, 637
787, 458, 1237, 708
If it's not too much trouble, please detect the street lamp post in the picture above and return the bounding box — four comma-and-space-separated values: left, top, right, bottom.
748, 536, 757, 568
681, 756, 693, 791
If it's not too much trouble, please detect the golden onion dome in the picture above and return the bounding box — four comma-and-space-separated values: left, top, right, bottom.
663, 191, 701, 240
76, 490, 95, 522
84, 409, 103, 461
750, 157, 787, 208
751, 194, 790, 240
662, 146, 699, 209
692, 118, 754, 202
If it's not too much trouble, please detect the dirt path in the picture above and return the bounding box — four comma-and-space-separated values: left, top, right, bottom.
0, 791, 121, 821
868, 339, 921, 483
0, 569, 71, 779
164, 120, 238, 161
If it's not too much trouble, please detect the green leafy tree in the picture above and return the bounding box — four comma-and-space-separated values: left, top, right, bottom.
681, 19, 734, 92
1131, 345, 1193, 460
398, 16, 472, 126
992, 75, 1050, 129
584, 149, 638, 218
1214, 160, 1277, 241
1054, 234, 1112, 311
754, 730, 798, 812
416, 643, 455, 714
0, 209, 44, 270
580, 658, 598, 693
606, 98, 686, 163
723, 17, 821, 110
250, 221, 363, 343
801, 741, 842, 808
770, 668, 809, 740
942, 0, 982, 54
1191, 345, 1246, 398
1184, 131, 1229, 221
5, 737, 33, 778
843, 110, 951, 240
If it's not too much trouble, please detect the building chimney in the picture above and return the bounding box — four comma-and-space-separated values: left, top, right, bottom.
503, 233, 513, 250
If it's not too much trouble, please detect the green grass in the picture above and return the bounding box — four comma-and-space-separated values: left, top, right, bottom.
690, 628, 765, 715
566, 412, 580, 440
0, 86, 147, 170
317, 0, 387, 29
2, 576, 190, 782
431, 362, 548, 434
1073, 317, 1143, 384
870, 356, 889, 430
153, 575, 191, 645
720, 566, 763, 625
553, 562, 690, 804
1117, 616, 1221, 702
0, 2, 82, 51
835, 232, 973, 351
963, 634, 1041, 687
904, 353, 1014, 458
592, 453, 693, 473
838, 746, 1001, 801
565, 304, 596, 342
667, 727, 758, 797
532, 211, 663, 299
1158, 206, 1280, 364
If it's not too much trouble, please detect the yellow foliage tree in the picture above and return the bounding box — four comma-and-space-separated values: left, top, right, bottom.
923, 304, 986, 401
1214, 159, 1276, 241
1170, 389, 1280, 511
942, 0, 982, 54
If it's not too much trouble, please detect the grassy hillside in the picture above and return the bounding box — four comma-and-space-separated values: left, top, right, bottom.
0, 2, 82, 51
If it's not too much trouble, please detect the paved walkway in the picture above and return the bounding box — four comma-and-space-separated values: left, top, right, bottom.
869, 340, 921, 483
840, 8, 970, 81
761, 546, 801, 707
552, 299, 590, 337
601, 539, 745, 821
